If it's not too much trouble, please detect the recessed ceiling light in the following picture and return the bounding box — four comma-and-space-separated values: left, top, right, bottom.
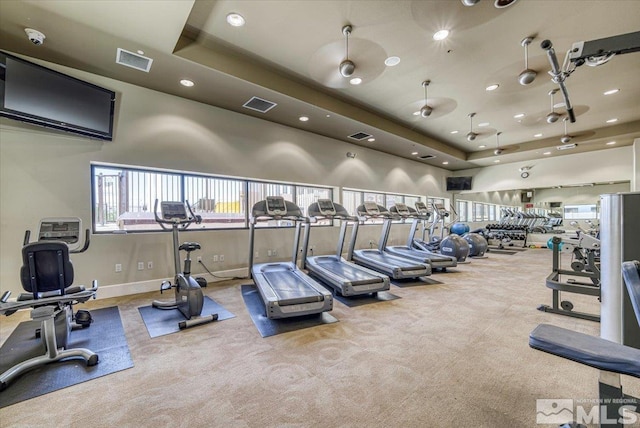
513, 113, 525, 119
179, 79, 194, 87
494, 159, 501, 163
543, 151, 551, 155
411, 151, 419, 155
367, 138, 375, 142
478, 122, 490, 127
606, 118, 618, 123
450, 130, 459, 134
433, 30, 449, 41
413, 111, 421, 116
486, 84, 499, 91
603, 88, 619, 95
384, 56, 401, 66
534, 133, 543, 137
606, 141, 616, 145
326, 114, 331, 118
350, 77, 362, 85
442, 161, 449, 165
137, 50, 145, 55
478, 145, 486, 149
299, 116, 309, 122
226, 12, 245, 27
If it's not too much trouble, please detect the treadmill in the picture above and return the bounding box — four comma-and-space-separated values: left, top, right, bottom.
301, 199, 390, 296
347, 202, 431, 279
248, 196, 333, 319
383, 203, 458, 271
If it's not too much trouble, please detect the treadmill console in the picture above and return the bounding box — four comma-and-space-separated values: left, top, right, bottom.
38, 218, 82, 251
266, 196, 287, 216
317, 199, 337, 216
161, 201, 188, 221
394, 203, 410, 216
415, 201, 428, 213
363, 202, 381, 215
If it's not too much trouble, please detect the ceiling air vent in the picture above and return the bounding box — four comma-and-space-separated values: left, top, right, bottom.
348, 132, 372, 141
419, 154, 436, 160
243, 97, 277, 113
116, 48, 153, 72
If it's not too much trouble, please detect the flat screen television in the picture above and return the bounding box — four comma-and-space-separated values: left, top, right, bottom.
0, 51, 115, 140
446, 176, 472, 191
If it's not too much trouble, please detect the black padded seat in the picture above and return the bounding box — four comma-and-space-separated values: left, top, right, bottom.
529, 324, 640, 379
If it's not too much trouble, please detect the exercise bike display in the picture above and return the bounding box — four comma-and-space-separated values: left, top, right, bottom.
152, 200, 217, 330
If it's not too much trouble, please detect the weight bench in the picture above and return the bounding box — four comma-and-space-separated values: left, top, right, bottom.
0, 241, 98, 391
530, 260, 640, 427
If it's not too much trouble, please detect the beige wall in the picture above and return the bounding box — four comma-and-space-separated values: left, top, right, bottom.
0, 62, 448, 297
456, 146, 633, 193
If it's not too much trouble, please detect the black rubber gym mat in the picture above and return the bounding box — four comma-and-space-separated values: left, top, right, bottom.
332, 291, 400, 307
241, 284, 338, 338
138, 296, 235, 338
0, 306, 133, 408
486, 249, 518, 255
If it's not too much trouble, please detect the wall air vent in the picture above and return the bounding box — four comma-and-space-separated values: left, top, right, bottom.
419, 154, 436, 160
116, 48, 153, 72
243, 97, 277, 113
348, 132, 372, 141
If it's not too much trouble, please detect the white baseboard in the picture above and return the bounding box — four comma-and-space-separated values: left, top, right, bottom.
96, 267, 249, 300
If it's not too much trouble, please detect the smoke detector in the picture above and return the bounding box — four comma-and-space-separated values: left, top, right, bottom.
25, 28, 45, 46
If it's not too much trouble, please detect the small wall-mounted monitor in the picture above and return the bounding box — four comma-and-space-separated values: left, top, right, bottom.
446, 176, 472, 191
549, 202, 562, 208
1, 51, 115, 140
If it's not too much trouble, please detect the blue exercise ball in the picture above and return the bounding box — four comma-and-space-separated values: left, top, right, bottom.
450, 223, 470, 235
547, 237, 563, 250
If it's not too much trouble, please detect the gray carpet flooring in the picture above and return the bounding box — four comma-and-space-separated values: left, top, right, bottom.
1, 249, 638, 427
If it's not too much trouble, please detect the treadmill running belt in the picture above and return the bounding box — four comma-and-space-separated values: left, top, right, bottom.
314, 260, 382, 286
262, 271, 324, 305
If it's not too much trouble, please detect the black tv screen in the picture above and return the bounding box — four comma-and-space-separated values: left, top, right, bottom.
446, 176, 472, 191
1, 51, 115, 140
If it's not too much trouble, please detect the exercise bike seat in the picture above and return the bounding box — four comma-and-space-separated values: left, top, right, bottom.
529, 324, 640, 379
179, 242, 201, 252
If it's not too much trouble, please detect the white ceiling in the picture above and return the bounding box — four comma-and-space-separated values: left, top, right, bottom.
1, 0, 639, 170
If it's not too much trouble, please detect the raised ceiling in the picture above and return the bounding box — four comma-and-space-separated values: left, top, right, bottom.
1, 0, 639, 170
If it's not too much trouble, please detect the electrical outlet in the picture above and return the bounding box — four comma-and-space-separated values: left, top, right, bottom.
273, 250, 278, 256
267, 250, 273, 257
219, 254, 224, 262
197, 256, 202, 262
115, 263, 122, 273
213, 255, 219, 262
137, 262, 144, 271
147, 261, 153, 269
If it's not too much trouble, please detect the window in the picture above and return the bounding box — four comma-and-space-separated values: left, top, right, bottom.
488, 204, 496, 221
92, 164, 332, 233
341, 188, 424, 224
456, 200, 470, 222
564, 204, 598, 220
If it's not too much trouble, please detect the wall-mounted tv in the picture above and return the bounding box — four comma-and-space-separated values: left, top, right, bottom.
446, 176, 472, 191
549, 202, 562, 208
1, 51, 115, 140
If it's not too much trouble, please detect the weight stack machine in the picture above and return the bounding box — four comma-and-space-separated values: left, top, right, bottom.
600, 192, 640, 349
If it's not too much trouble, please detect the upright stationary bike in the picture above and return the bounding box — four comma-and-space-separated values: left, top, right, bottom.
152, 200, 217, 329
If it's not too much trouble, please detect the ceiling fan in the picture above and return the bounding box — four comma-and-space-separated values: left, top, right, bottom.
518, 36, 537, 85
420, 80, 433, 118
465, 113, 495, 142
339, 25, 355, 78
546, 88, 562, 123
494, 131, 504, 155
308, 25, 386, 88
